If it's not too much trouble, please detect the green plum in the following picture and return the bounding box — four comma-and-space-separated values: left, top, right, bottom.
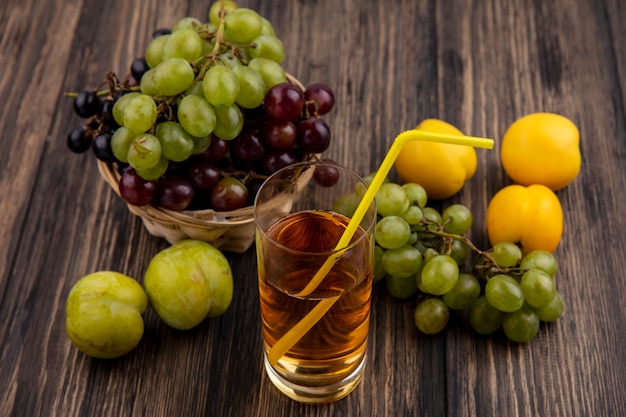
144, 240, 233, 330
65, 271, 148, 359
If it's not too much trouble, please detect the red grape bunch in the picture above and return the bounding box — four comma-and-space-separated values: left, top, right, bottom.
66, 0, 336, 212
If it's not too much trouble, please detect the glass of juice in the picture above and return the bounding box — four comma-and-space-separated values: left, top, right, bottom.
253, 160, 376, 404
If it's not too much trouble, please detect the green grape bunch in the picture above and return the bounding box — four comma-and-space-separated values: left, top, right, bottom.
335, 175, 565, 344
65, 0, 337, 212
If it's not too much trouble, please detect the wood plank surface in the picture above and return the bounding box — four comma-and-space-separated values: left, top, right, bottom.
1, 0, 625, 416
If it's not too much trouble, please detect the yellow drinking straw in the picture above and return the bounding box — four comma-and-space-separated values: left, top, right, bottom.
267, 129, 494, 367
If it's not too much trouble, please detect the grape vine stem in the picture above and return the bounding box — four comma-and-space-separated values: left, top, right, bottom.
424, 220, 528, 279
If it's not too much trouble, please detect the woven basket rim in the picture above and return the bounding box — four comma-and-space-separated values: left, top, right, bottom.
97, 160, 257, 226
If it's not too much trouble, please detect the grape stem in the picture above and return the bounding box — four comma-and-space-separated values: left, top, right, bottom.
195, 1, 256, 79
418, 215, 526, 280
210, 0, 227, 56
65, 71, 139, 98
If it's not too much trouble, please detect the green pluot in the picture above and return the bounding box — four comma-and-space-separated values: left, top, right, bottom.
144, 240, 233, 330
65, 271, 148, 359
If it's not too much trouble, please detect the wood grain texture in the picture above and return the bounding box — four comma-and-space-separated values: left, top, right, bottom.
1, 0, 625, 416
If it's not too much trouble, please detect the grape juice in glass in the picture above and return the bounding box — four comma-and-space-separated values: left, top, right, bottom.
254, 161, 376, 404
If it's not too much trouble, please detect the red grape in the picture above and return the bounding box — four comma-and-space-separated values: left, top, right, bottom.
313, 162, 341, 187
118, 169, 157, 206
259, 149, 297, 175
157, 176, 195, 210
297, 117, 331, 153
304, 83, 335, 115
187, 159, 220, 190
243, 105, 267, 122
232, 129, 266, 162
199, 135, 230, 162
210, 177, 249, 211
245, 177, 265, 205
264, 82, 304, 121
262, 119, 296, 149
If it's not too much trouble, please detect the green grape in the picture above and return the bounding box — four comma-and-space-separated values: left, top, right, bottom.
422, 248, 439, 263
374, 216, 411, 249
415, 271, 428, 293
402, 205, 423, 226
502, 305, 540, 343
520, 250, 558, 277
402, 183, 427, 207
358, 173, 390, 200
172, 16, 202, 32
332, 193, 360, 218
218, 52, 243, 69
161, 28, 203, 61
449, 239, 469, 265
406, 231, 418, 247
223, 8, 263, 44
201, 38, 216, 56
145, 35, 169, 68
385, 274, 418, 299
110, 127, 136, 163
213, 104, 244, 140
112, 92, 140, 126
260, 17, 275, 35
177, 95, 217, 138
123, 94, 157, 133
420, 255, 459, 295
191, 134, 212, 154
375, 183, 409, 217
232, 65, 265, 109
247, 58, 286, 92
422, 207, 442, 233
442, 273, 481, 310
469, 295, 504, 335
520, 269, 556, 308
135, 156, 169, 181
491, 242, 522, 268
199, 22, 218, 35
249, 34, 285, 63
534, 291, 564, 322
442, 204, 473, 235
485, 274, 524, 312
127, 134, 162, 171
185, 80, 205, 97
363, 172, 385, 186
153, 58, 195, 96
208, 0, 238, 26
373, 245, 386, 282
414, 298, 449, 335
140, 68, 158, 96
381, 245, 423, 278
203, 65, 240, 107
414, 239, 428, 254
244, 48, 257, 64
154, 121, 194, 162
354, 182, 368, 199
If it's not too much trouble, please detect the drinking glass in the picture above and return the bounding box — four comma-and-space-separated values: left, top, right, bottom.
253, 160, 376, 404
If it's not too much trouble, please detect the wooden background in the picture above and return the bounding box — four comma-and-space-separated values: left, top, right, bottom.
1, 0, 625, 416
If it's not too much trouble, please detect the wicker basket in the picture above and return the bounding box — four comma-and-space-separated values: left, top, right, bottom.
97, 74, 308, 254
97, 160, 257, 252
